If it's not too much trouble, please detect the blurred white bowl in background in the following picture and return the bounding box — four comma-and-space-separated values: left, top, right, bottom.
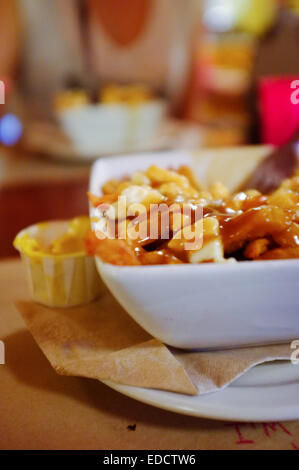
57, 101, 167, 155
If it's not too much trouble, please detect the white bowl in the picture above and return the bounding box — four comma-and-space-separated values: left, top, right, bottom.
58, 101, 166, 155
89, 149, 299, 350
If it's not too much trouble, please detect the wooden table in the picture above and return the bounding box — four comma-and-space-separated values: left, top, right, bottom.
0, 259, 299, 450
0, 150, 90, 258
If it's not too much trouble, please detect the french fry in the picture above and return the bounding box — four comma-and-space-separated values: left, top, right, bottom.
272, 222, 299, 248
210, 181, 229, 200
102, 179, 119, 195
130, 171, 150, 186
87, 192, 118, 207
102, 180, 131, 195
268, 188, 299, 210
168, 217, 218, 255
281, 175, 299, 192
85, 231, 140, 266
258, 247, 299, 260
138, 250, 183, 265
222, 206, 290, 254
146, 165, 189, 188
244, 238, 270, 259
177, 165, 202, 191
158, 182, 199, 199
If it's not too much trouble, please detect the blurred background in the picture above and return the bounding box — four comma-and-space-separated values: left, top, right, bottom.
0, 0, 298, 257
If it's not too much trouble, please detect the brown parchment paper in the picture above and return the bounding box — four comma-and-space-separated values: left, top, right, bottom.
15, 285, 292, 396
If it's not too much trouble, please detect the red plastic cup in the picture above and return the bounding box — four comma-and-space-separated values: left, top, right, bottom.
259, 76, 299, 146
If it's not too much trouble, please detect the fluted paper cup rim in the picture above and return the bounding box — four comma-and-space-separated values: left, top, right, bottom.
13, 219, 89, 260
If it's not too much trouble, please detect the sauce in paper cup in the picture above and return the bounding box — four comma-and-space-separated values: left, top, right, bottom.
13, 217, 102, 307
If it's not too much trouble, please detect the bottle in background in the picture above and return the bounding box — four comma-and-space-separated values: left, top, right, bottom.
184, 0, 279, 147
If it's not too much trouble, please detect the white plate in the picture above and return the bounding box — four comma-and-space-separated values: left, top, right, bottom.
103, 361, 299, 422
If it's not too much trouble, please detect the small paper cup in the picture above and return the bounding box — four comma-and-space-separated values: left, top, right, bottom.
14, 221, 102, 308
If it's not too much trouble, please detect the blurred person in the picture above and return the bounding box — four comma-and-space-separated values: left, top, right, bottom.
253, 2, 299, 78
0, 0, 20, 150
0, 0, 20, 108
18, 0, 86, 111
87, 0, 200, 106
87, 0, 178, 88
17, 0, 199, 112
0, 0, 20, 79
